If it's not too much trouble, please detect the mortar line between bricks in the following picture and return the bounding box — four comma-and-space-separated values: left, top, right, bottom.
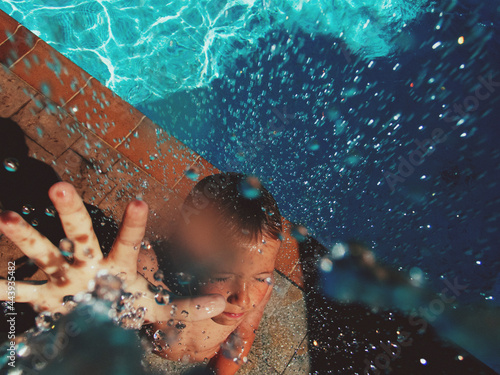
62, 76, 93, 108
114, 114, 147, 149
9, 38, 42, 68
172, 154, 202, 189
0, 24, 22, 47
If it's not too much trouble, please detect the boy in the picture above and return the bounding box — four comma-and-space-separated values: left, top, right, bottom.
0, 172, 282, 375
139, 172, 282, 374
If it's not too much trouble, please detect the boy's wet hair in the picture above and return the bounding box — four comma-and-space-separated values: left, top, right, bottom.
182, 172, 282, 242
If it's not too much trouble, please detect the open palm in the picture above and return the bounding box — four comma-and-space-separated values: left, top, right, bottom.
0, 182, 225, 325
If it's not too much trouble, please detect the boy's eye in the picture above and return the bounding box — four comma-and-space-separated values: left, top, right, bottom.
256, 277, 272, 284
211, 277, 229, 283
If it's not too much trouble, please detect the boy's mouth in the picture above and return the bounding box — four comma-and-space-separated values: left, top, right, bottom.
222, 312, 245, 319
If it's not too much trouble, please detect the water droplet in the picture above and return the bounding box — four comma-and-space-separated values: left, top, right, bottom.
116, 272, 128, 282
181, 310, 189, 318
44, 206, 56, 217
307, 139, 320, 151
195, 304, 201, 309
291, 225, 308, 242
155, 293, 168, 305
93, 272, 123, 302
331, 243, 347, 259
175, 322, 186, 330
3, 157, 19, 172
17, 342, 29, 357
58, 238, 75, 262
184, 166, 200, 181
154, 270, 164, 281
176, 272, 193, 285
153, 329, 166, 341
83, 248, 94, 259
238, 176, 262, 199
21, 205, 33, 215
31, 219, 39, 227
141, 238, 152, 250
35, 311, 54, 331
319, 257, 333, 272
40, 82, 52, 97
167, 319, 175, 326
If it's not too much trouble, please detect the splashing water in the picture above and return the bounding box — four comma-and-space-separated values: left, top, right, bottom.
0, 0, 429, 104
3, 157, 19, 172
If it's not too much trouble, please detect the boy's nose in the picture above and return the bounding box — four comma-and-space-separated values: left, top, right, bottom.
227, 282, 251, 310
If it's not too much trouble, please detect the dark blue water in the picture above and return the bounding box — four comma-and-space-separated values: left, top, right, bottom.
138, 7, 500, 307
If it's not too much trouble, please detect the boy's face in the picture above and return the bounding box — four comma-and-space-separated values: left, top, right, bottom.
174, 207, 281, 326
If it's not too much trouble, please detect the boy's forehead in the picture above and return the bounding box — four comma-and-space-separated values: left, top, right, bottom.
176, 208, 280, 268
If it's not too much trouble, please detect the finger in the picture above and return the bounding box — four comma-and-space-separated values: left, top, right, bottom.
107, 200, 148, 277
164, 294, 226, 322
0, 279, 44, 303
49, 182, 102, 262
0, 211, 67, 276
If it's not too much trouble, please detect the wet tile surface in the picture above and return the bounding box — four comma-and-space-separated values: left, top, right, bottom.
9, 39, 91, 106
116, 117, 197, 193
0, 25, 38, 68
64, 77, 143, 146
98, 165, 184, 241
0, 9, 20, 43
0, 66, 34, 117
14, 107, 82, 158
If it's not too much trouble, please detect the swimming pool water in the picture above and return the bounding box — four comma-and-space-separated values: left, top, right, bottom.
0, 0, 429, 104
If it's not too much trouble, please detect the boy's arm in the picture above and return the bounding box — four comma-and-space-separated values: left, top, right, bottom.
208, 283, 273, 375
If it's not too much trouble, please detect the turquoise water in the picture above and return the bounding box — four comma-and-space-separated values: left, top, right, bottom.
1, 0, 429, 104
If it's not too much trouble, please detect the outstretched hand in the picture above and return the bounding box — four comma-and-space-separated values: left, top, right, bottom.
0, 182, 225, 324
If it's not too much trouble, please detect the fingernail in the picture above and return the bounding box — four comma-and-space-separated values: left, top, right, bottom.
56, 188, 67, 198
0, 211, 21, 225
